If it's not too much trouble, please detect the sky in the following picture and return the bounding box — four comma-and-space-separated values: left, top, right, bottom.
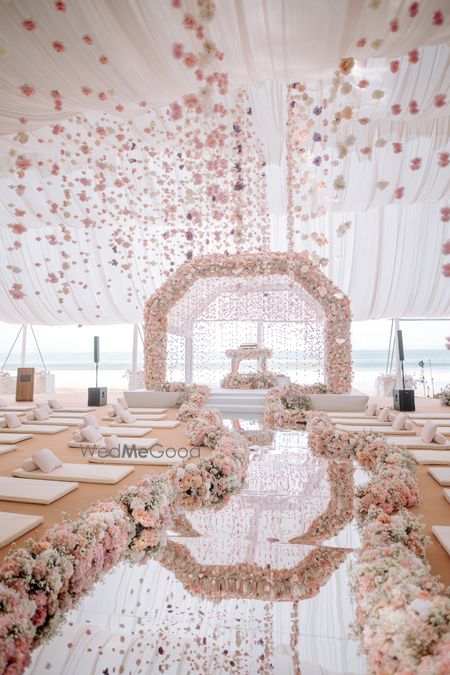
0, 319, 449, 358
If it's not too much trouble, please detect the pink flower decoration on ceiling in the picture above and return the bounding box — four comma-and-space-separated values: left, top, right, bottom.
52, 41, 65, 52
409, 2, 419, 18
433, 10, 444, 25
20, 84, 35, 96
54, 1, 66, 11
394, 186, 405, 199
438, 152, 449, 167
391, 104, 401, 115
441, 207, 450, 223
356, 37, 367, 47
15, 155, 31, 171
434, 93, 446, 107
22, 19, 36, 31
183, 14, 197, 30
390, 60, 400, 73
410, 157, 422, 170
392, 142, 402, 153
443, 263, 450, 277
390, 18, 399, 32
172, 42, 184, 59
8, 224, 27, 234
81, 86, 92, 95
358, 79, 369, 88
408, 49, 419, 64
409, 100, 419, 114
442, 240, 450, 255
99, 55, 109, 64
82, 34, 93, 45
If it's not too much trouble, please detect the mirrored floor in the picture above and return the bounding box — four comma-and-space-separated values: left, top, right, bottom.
26, 426, 368, 674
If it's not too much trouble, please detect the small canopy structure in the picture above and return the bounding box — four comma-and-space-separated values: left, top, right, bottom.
0, 0, 448, 326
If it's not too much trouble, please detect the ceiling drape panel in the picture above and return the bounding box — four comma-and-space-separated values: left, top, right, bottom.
0, 0, 448, 324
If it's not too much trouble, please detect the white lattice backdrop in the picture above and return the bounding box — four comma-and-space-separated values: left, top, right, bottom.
166, 274, 325, 384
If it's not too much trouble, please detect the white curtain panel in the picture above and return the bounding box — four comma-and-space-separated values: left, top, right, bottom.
0, 0, 448, 324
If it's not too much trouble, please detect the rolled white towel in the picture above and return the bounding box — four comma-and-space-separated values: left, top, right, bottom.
378, 408, 391, 422
392, 413, 408, 430
37, 403, 52, 416
434, 432, 447, 445
421, 420, 438, 444
48, 399, 63, 410
79, 413, 99, 429
32, 448, 62, 473
117, 397, 128, 409
22, 458, 38, 471
4, 413, 22, 429
366, 403, 378, 416
34, 408, 49, 421
79, 425, 104, 443
118, 410, 137, 424
26, 412, 35, 421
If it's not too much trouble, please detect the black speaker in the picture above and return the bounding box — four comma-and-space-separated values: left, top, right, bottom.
94, 336, 100, 364
393, 388, 415, 412
397, 330, 404, 361
88, 387, 107, 406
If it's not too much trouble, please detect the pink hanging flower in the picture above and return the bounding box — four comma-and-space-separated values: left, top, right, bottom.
183, 14, 197, 30
20, 83, 35, 96
171, 0, 182, 7
390, 18, 399, 32
9, 283, 26, 299
358, 79, 369, 88
433, 10, 444, 25
408, 49, 419, 64
172, 42, 184, 59
356, 37, 367, 47
441, 207, 450, 222
22, 19, 36, 31
410, 157, 422, 170
183, 93, 199, 108
408, 100, 419, 114
391, 103, 401, 115
99, 55, 108, 64
390, 60, 400, 73
183, 52, 198, 68
82, 34, 93, 44
434, 93, 446, 107
392, 142, 402, 153
81, 86, 92, 95
443, 263, 450, 276
409, 2, 419, 18
15, 155, 31, 171
9, 223, 27, 234
442, 240, 450, 255
54, 1, 66, 10
169, 101, 183, 120
52, 40, 65, 52
394, 186, 405, 199
438, 152, 449, 167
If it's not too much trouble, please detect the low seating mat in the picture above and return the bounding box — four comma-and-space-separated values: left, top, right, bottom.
0, 476, 78, 503
13, 463, 133, 484
0, 511, 44, 548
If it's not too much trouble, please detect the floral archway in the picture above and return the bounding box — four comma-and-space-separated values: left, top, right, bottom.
144, 252, 352, 392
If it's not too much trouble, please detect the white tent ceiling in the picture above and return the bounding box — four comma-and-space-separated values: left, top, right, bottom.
0, 0, 449, 324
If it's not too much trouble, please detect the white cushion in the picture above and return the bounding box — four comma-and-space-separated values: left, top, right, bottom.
80, 425, 103, 443
392, 413, 408, 431
37, 403, 51, 415
421, 420, 438, 443
434, 432, 447, 445
111, 403, 124, 417
81, 413, 99, 429
34, 408, 49, 421
118, 410, 136, 424
366, 403, 378, 416
117, 397, 128, 408
404, 420, 415, 431
48, 399, 63, 409
105, 435, 120, 451
22, 458, 38, 471
32, 448, 62, 473
378, 408, 391, 422
4, 413, 21, 429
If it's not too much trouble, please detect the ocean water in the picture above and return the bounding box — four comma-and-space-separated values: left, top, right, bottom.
0, 349, 448, 395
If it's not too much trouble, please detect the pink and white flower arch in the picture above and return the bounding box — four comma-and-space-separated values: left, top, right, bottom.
144, 252, 352, 392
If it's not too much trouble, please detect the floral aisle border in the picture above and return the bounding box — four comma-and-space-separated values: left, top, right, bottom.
144, 252, 352, 393
303, 413, 450, 673
0, 386, 248, 675
264, 382, 329, 428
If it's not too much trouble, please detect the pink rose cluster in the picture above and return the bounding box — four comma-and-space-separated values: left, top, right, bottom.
264, 383, 328, 429
305, 412, 449, 672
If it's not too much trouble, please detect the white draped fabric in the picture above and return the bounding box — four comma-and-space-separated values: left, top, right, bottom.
0, 0, 449, 323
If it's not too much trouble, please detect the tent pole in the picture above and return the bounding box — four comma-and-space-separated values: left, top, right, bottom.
131, 324, 138, 390
20, 325, 28, 367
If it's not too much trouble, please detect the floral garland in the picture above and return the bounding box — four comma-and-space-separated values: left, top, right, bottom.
144, 252, 352, 392
159, 540, 348, 602
263, 383, 329, 429
221, 371, 277, 389
0, 388, 247, 674
304, 412, 450, 672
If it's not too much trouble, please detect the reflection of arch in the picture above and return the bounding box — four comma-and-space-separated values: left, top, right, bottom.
144, 252, 352, 392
